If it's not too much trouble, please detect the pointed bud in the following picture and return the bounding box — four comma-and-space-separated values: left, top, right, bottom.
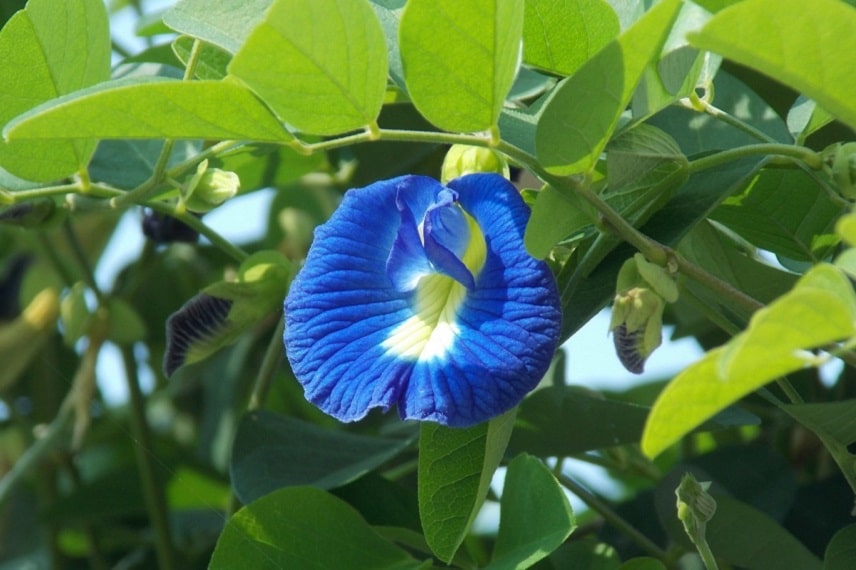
182, 159, 240, 213
441, 144, 510, 183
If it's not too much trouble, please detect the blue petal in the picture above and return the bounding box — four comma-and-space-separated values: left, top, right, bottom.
284, 173, 561, 427
386, 190, 433, 292
422, 190, 476, 289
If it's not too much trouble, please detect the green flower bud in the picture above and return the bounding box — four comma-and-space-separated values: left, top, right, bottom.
182, 159, 240, 213
441, 144, 510, 183
676, 473, 718, 569
610, 253, 676, 374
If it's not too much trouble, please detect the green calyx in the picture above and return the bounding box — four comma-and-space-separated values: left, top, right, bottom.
609, 254, 679, 373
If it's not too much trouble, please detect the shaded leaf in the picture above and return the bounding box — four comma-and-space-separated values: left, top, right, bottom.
228, 0, 388, 135
419, 410, 515, 563
488, 454, 575, 570
399, 0, 523, 133
712, 168, 842, 262
230, 411, 415, 504
824, 524, 856, 570
210, 487, 422, 570
162, 0, 273, 54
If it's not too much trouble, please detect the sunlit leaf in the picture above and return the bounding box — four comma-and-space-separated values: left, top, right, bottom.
5, 78, 293, 142
522, 0, 619, 76
0, 0, 110, 181
643, 264, 856, 458
689, 0, 856, 130
228, 0, 388, 135
162, 0, 273, 54
399, 0, 523, 134
535, 0, 682, 175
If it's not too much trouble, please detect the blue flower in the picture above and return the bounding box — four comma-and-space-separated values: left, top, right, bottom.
284, 173, 561, 427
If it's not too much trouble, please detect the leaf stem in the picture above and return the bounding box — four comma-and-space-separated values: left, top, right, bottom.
247, 317, 285, 411
120, 345, 176, 570
692, 98, 778, 144
688, 143, 823, 174
557, 471, 670, 563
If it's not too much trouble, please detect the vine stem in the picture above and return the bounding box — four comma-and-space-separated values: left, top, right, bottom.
121, 346, 177, 570
556, 471, 671, 563
247, 317, 285, 411
687, 143, 823, 174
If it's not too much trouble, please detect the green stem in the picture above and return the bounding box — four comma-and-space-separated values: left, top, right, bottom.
0, 409, 73, 508
696, 99, 777, 144
120, 346, 176, 570
247, 317, 285, 411
63, 219, 105, 301
557, 472, 670, 563
688, 143, 823, 174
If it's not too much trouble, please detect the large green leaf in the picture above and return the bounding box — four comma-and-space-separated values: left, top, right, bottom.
711, 168, 841, 263
0, 0, 109, 181
230, 411, 415, 504
228, 0, 388, 136
399, 0, 523, 134
642, 264, 856, 458
689, 0, 856, 131
487, 454, 575, 570
418, 410, 515, 563
209, 487, 423, 570
509, 385, 757, 457
522, 0, 619, 76
4, 78, 293, 142
535, 0, 682, 175
162, 0, 273, 54
825, 524, 856, 570
524, 183, 596, 259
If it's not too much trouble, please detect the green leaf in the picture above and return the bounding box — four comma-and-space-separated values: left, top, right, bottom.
704, 495, 821, 570
619, 558, 667, 570
104, 298, 148, 345
173, 36, 231, 80
487, 454, 575, 570
230, 411, 415, 504
711, 168, 842, 262
209, 487, 422, 570
399, 0, 523, 134
228, 0, 388, 136
557, 156, 764, 340
418, 409, 516, 563
0, 0, 110, 181
524, 184, 596, 259
162, 0, 273, 54
689, 0, 856, 131
679, 221, 798, 313
548, 539, 621, 570
824, 524, 856, 570
535, 0, 682, 175
509, 385, 757, 457
5, 78, 293, 142
787, 96, 834, 145
522, 0, 619, 76
642, 264, 856, 458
